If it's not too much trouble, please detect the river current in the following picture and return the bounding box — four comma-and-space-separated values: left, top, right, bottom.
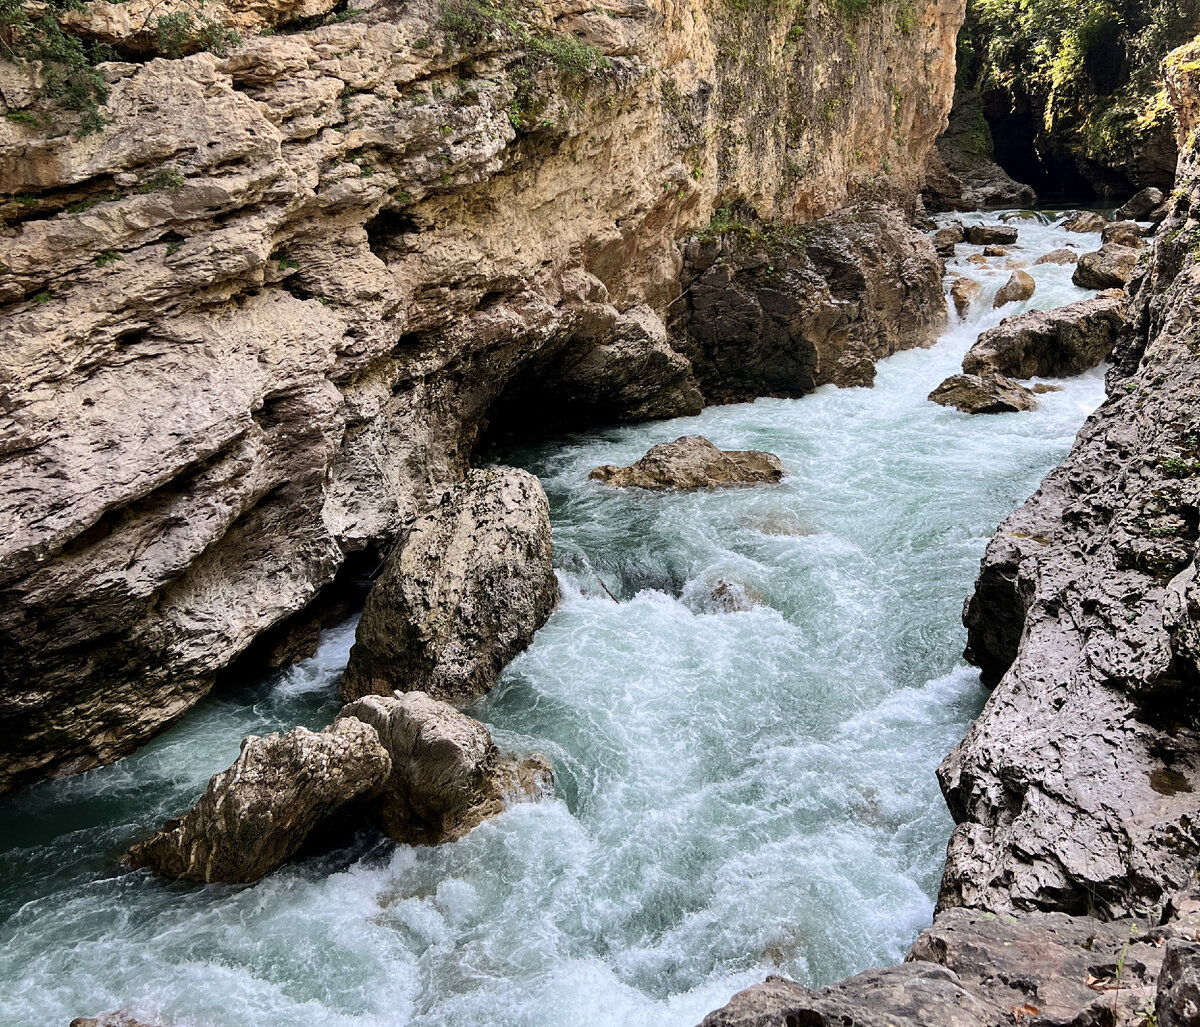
0, 212, 1110, 1026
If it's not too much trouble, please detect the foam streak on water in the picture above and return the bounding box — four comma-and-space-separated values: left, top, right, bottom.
0, 211, 1107, 1027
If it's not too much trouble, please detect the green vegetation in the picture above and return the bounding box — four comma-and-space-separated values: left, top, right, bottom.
1160, 454, 1200, 478
138, 166, 186, 193
151, 9, 239, 58
94, 249, 122, 266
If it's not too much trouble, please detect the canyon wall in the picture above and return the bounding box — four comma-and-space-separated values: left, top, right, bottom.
0, 0, 962, 791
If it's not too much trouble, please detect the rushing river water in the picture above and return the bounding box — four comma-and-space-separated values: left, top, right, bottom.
1, 212, 1110, 1027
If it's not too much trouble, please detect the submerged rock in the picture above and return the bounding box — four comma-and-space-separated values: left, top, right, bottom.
70, 1017, 162, 1027
1073, 243, 1141, 288
125, 718, 391, 884
928, 373, 1039, 414
589, 436, 784, 490
338, 693, 552, 845
964, 224, 1018, 246
949, 276, 982, 318
341, 468, 557, 706
991, 269, 1035, 308
1033, 247, 1078, 265
962, 296, 1125, 378
1118, 186, 1166, 221
1060, 209, 1107, 233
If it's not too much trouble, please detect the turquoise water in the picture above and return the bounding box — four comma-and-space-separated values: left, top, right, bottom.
0, 212, 1107, 1027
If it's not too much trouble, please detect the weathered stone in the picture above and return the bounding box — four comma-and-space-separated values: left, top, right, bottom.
340, 468, 557, 705
949, 276, 982, 318
589, 436, 785, 489
922, 146, 975, 213
1118, 186, 1166, 221
338, 693, 552, 844
124, 718, 391, 884
965, 224, 1019, 246
1073, 244, 1141, 288
1102, 219, 1146, 248
1060, 209, 1107, 233
934, 223, 965, 255
991, 269, 1035, 308
1033, 247, 1079, 265
962, 296, 1125, 378
981, 244, 1009, 256
934, 90, 1038, 209
1157, 939, 1200, 1027
928, 373, 1038, 414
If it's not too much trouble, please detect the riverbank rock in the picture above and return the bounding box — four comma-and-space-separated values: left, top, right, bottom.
1060, 209, 1107, 233
962, 295, 1125, 378
589, 436, 785, 490
338, 693, 552, 844
1102, 219, 1146, 248
1072, 243, 1141, 288
949, 276, 982, 318
1033, 247, 1079, 265
1118, 186, 1166, 221
341, 468, 557, 706
928, 373, 1038, 414
125, 718, 391, 884
934, 223, 965, 256
991, 269, 1035, 308
965, 224, 1018, 246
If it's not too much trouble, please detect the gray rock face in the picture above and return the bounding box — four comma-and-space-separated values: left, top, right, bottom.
965, 224, 1019, 246
125, 718, 391, 884
589, 436, 785, 489
340, 468, 557, 706
338, 693, 552, 844
962, 296, 1125, 378
1073, 243, 1142, 288
1158, 939, 1200, 1027
1119, 187, 1166, 221
991, 269, 1035, 308
1060, 209, 1107, 233
928, 373, 1038, 414
670, 203, 946, 402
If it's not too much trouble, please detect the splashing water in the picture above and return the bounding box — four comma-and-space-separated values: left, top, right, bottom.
0, 211, 1109, 1027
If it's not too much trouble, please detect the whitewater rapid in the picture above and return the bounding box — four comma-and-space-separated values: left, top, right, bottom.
0, 211, 1109, 1027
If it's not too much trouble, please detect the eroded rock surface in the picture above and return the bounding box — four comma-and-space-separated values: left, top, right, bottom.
341, 468, 556, 705
125, 717, 391, 884
965, 224, 1018, 246
949, 276, 982, 318
1119, 187, 1166, 221
928, 373, 1038, 414
589, 436, 785, 490
962, 296, 1125, 378
991, 269, 1035, 308
1061, 209, 1107, 233
1103, 220, 1147, 248
1034, 247, 1079, 265
1073, 243, 1142, 288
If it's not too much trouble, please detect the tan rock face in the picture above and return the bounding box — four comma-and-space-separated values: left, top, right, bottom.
0, 0, 964, 791
928, 373, 1038, 414
340, 467, 558, 705
589, 435, 785, 490
1072, 243, 1142, 288
1033, 247, 1078, 265
1060, 209, 1107, 233
991, 269, 1035, 308
949, 276, 982, 318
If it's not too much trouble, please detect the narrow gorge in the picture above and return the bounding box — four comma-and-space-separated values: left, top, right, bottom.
3, 0, 1200, 1024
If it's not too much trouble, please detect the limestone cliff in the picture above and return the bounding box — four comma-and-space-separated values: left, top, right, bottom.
0, 0, 962, 791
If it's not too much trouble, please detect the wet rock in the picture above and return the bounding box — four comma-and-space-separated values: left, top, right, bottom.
928, 373, 1039, 414
949, 276, 983, 318
1102, 219, 1146, 248
934, 223, 965, 256
338, 693, 552, 845
1033, 247, 1079, 265
981, 245, 1009, 257
1030, 383, 1062, 394
707, 580, 764, 613
341, 468, 557, 706
589, 436, 784, 490
69, 1017, 161, 1027
965, 224, 1018, 246
1073, 243, 1141, 288
1118, 186, 1166, 221
962, 296, 1125, 378
1060, 209, 1107, 233
1157, 939, 1200, 1027
991, 269, 1035, 308
125, 718, 391, 884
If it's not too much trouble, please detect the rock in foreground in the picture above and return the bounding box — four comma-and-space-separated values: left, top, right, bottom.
928, 374, 1038, 414
340, 468, 557, 705
339, 693, 552, 844
1073, 243, 1141, 288
589, 436, 784, 490
125, 718, 391, 884
962, 296, 1125, 378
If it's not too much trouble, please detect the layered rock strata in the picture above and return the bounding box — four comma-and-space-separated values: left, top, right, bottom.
589, 435, 785, 490
0, 0, 964, 793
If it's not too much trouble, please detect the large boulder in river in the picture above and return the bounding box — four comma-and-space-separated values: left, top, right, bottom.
589, 436, 784, 490
949, 276, 982, 318
1033, 248, 1078, 266
340, 468, 557, 705
933, 224, 964, 256
1073, 244, 1141, 288
339, 693, 553, 844
1060, 210, 1107, 233
991, 270, 1035, 308
962, 296, 1125, 378
928, 373, 1039, 414
1117, 186, 1165, 221
125, 718, 392, 884
964, 224, 1018, 246
1102, 220, 1146, 248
